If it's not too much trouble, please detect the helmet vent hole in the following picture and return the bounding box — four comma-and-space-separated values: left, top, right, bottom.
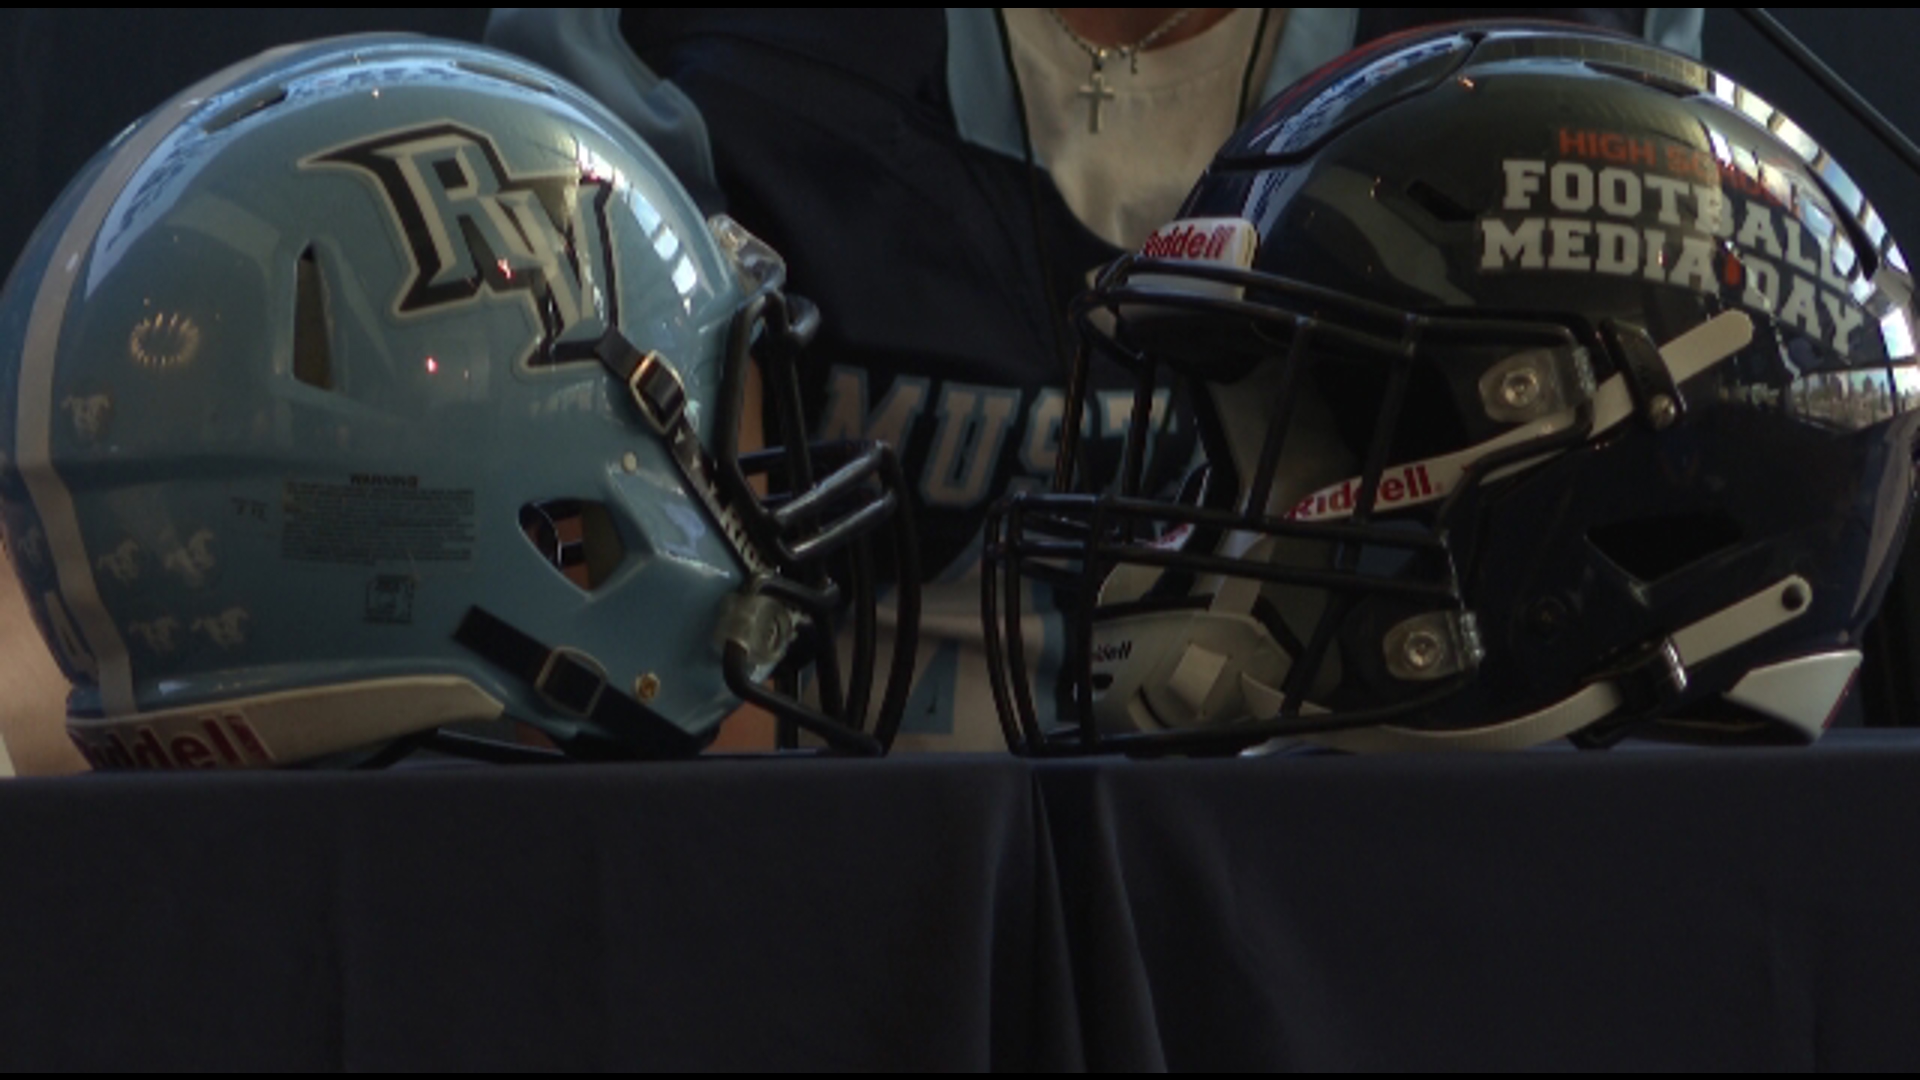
293, 247, 334, 391
520, 500, 626, 591
1581, 62, 1702, 99
451, 59, 555, 95
204, 86, 289, 133
1404, 181, 1475, 224
1588, 511, 1743, 584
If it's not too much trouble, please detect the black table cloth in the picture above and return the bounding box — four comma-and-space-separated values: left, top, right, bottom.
2, 733, 1916, 1070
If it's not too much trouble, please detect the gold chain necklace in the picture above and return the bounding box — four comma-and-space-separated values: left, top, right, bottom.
1046, 8, 1196, 134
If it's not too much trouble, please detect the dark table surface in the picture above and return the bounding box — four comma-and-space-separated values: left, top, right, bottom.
2, 730, 1916, 1070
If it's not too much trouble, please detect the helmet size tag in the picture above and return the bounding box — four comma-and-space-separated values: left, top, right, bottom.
281, 475, 478, 568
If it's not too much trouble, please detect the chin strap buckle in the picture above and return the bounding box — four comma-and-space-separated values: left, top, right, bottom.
453, 607, 702, 759
617, 344, 689, 436
1611, 637, 1689, 714
593, 325, 687, 435
533, 646, 609, 719
1603, 319, 1686, 431
1572, 637, 1688, 749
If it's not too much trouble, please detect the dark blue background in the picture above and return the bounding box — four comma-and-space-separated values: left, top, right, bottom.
5, 10, 1917, 271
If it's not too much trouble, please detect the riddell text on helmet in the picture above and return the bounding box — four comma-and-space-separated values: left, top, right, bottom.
70, 712, 274, 770
1479, 127, 1868, 353
1141, 222, 1239, 261
1285, 464, 1435, 520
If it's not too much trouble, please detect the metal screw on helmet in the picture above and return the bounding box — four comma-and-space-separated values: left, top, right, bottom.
1649, 394, 1679, 430
1478, 349, 1580, 423
1500, 368, 1541, 409
635, 673, 661, 701
1525, 596, 1570, 639
1384, 612, 1482, 682
1657, 639, 1688, 695
721, 591, 797, 672
1403, 629, 1445, 671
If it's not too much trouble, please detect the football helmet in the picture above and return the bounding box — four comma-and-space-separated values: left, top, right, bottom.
985, 22, 1920, 755
0, 35, 918, 768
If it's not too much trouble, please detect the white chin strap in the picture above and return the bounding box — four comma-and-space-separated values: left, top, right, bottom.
1286, 311, 1754, 522
1229, 310, 1844, 752
1291, 575, 1825, 754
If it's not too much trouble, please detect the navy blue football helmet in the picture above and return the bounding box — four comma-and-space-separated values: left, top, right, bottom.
0, 36, 918, 767
986, 22, 1920, 755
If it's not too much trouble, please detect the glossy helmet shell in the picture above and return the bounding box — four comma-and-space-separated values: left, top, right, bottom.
0, 35, 916, 767
986, 22, 1920, 754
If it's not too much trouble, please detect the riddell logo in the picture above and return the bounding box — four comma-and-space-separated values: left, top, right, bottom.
1141, 222, 1240, 262
70, 712, 275, 770
1287, 464, 1437, 521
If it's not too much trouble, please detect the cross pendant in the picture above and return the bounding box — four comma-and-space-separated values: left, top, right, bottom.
1077, 67, 1117, 135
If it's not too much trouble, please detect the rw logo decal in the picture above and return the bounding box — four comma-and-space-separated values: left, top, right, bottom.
305, 123, 618, 366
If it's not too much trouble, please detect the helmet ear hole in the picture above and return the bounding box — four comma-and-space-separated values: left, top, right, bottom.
1588, 510, 1744, 584
519, 500, 627, 590
293, 247, 334, 391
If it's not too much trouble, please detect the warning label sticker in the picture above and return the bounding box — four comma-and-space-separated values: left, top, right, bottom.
280, 476, 476, 566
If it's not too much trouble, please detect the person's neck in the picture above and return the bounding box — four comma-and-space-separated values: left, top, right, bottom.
1050, 8, 1237, 51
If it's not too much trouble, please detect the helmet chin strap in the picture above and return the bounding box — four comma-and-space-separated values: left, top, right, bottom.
1123, 310, 1779, 750
1287, 310, 1756, 523
1286, 574, 1818, 753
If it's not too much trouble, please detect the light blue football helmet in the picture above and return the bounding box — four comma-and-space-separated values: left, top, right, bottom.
0, 35, 919, 768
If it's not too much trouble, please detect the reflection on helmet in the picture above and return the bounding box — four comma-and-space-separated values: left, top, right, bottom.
0, 36, 918, 768
986, 22, 1920, 756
